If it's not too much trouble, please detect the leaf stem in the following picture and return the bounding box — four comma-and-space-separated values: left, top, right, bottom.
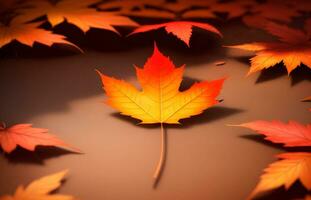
153, 123, 166, 182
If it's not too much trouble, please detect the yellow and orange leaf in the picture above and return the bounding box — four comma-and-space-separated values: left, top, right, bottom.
97, 43, 225, 124
97, 43, 225, 181
0, 19, 79, 49
0, 122, 81, 153
249, 153, 311, 199
0, 170, 74, 200
227, 22, 311, 75
15, 0, 138, 33
129, 21, 222, 47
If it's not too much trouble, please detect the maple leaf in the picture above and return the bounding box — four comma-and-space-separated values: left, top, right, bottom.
242, 0, 300, 29
96, 43, 225, 182
248, 153, 311, 199
129, 21, 222, 47
0, 19, 80, 50
0, 170, 74, 200
14, 0, 139, 33
0, 122, 81, 153
227, 21, 311, 75
98, 0, 175, 19
234, 120, 311, 147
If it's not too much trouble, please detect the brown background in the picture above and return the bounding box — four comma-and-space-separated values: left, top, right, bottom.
0, 21, 310, 200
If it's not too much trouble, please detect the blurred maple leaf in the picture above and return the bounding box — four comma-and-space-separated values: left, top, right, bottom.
97, 43, 225, 182
163, 0, 255, 20
0, 122, 81, 153
235, 120, 311, 147
0, 18, 80, 50
182, 0, 255, 20
242, 0, 301, 29
98, 0, 175, 19
129, 21, 222, 47
14, 0, 139, 33
227, 21, 311, 75
248, 153, 311, 199
0, 170, 74, 200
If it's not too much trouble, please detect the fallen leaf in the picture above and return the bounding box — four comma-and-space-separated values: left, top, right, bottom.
0, 122, 81, 153
129, 21, 222, 47
306, 195, 311, 200
226, 21, 311, 75
97, 43, 225, 181
0, 19, 79, 50
98, 0, 174, 19
234, 120, 311, 147
249, 153, 311, 199
0, 170, 74, 200
15, 0, 139, 33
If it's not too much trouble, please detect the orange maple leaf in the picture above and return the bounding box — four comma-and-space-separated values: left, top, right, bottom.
0, 19, 79, 50
0, 170, 74, 200
14, 0, 139, 33
234, 120, 311, 147
248, 153, 311, 199
227, 21, 311, 75
96, 43, 225, 182
0, 122, 81, 153
98, 0, 175, 19
129, 21, 222, 47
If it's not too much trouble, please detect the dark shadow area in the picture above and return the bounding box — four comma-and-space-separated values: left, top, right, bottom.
2, 146, 76, 165
255, 64, 288, 84
253, 181, 309, 200
291, 65, 311, 86
241, 135, 311, 152
255, 64, 311, 85
0, 57, 104, 123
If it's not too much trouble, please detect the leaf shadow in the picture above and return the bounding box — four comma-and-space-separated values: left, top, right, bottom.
255, 64, 311, 85
252, 181, 309, 200
2, 146, 78, 165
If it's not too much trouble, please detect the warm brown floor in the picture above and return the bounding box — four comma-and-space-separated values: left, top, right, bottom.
0, 21, 310, 200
